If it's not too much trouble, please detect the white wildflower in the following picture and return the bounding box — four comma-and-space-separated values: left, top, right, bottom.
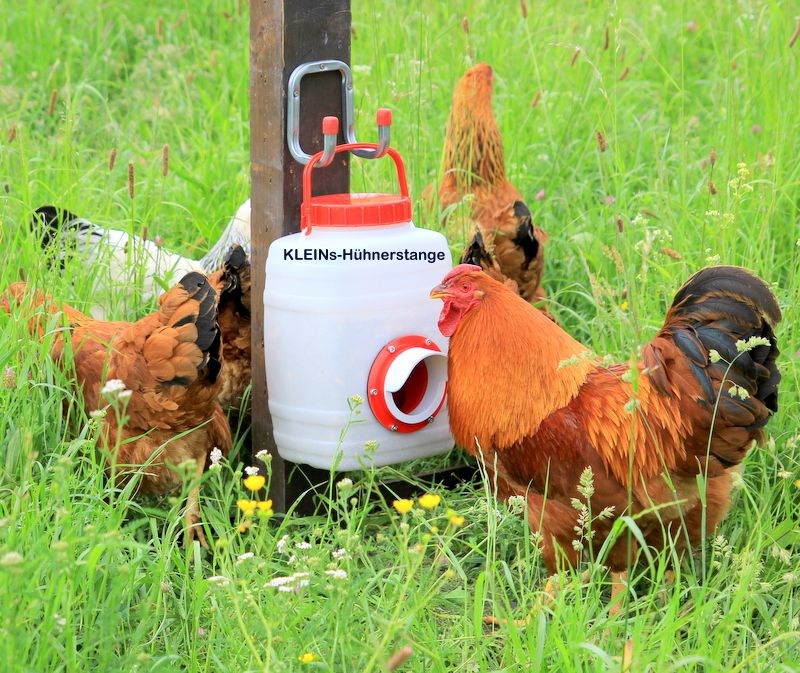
100, 379, 127, 396
54, 613, 66, 628
332, 548, 350, 560
708, 349, 722, 363
506, 495, 526, 514
206, 575, 230, 586
118, 389, 132, 401
244, 466, 260, 476
736, 336, 770, 353
336, 478, 354, 491
296, 541, 312, 550
209, 447, 223, 470
265, 575, 297, 588
276, 535, 289, 554
324, 569, 348, 580
236, 552, 255, 564
255, 449, 270, 460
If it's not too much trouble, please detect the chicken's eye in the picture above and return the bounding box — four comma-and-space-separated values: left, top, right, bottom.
460, 282, 470, 291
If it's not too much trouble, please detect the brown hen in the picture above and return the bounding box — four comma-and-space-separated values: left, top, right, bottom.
432, 264, 781, 611
2, 273, 232, 548
437, 63, 549, 309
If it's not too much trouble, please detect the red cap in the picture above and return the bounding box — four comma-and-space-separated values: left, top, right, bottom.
301, 143, 411, 233
376, 108, 392, 126
304, 192, 411, 228
322, 116, 339, 135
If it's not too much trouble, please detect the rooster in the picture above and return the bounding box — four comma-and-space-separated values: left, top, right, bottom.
1, 272, 232, 549
436, 64, 549, 308
31, 199, 251, 318
431, 264, 781, 612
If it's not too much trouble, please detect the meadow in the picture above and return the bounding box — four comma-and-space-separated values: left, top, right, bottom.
1, 0, 799, 671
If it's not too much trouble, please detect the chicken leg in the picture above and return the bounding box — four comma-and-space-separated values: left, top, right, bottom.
184, 457, 209, 550
608, 570, 628, 616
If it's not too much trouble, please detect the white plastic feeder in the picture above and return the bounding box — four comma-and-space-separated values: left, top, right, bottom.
264, 140, 454, 470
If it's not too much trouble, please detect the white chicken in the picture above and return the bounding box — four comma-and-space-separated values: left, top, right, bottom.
32, 199, 251, 318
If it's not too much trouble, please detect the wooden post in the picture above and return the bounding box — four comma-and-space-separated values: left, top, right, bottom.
250, 0, 351, 512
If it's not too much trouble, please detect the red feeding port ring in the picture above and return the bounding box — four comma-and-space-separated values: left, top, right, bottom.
367, 335, 448, 433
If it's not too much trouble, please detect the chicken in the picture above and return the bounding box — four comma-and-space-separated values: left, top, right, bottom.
31, 200, 251, 318
208, 244, 252, 413
431, 264, 781, 611
1, 272, 232, 548
435, 64, 549, 308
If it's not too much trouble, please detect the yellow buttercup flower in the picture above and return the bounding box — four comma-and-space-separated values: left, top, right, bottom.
243, 475, 266, 492
237, 499, 257, 516
237, 520, 251, 533
447, 509, 464, 527
257, 500, 273, 512
298, 652, 318, 663
418, 493, 441, 510
393, 498, 414, 514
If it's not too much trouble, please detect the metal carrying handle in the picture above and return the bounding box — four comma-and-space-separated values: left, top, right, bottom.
287, 59, 392, 165
301, 140, 410, 234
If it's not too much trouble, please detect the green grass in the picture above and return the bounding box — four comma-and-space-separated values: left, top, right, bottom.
1, 0, 799, 671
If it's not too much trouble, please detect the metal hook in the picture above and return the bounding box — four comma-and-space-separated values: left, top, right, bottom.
286, 60, 392, 165
350, 108, 392, 159
316, 117, 339, 168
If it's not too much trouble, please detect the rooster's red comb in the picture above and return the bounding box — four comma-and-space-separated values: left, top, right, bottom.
441, 264, 482, 284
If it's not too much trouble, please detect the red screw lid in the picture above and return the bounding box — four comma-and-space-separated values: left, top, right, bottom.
304, 192, 411, 228
301, 143, 412, 233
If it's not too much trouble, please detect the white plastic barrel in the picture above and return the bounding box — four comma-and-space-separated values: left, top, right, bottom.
263, 145, 454, 469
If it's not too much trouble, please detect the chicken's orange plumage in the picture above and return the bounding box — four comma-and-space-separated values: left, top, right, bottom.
436, 64, 549, 309
432, 264, 780, 574
2, 272, 232, 548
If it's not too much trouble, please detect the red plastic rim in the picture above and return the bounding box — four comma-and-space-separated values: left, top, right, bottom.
367, 335, 448, 434
301, 143, 411, 234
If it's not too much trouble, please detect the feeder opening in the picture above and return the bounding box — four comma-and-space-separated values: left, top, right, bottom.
368, 338, 449, 433
391, 360, 429, 414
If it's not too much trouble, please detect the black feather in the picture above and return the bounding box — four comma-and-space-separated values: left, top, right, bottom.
219, 244, 251, 318
672, 266, 781, 324
176, 272, 221, 374
460, 229, 492, 267
511, 201, 539, 268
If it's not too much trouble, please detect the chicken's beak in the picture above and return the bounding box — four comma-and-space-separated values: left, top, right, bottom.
429, 285, 451, 300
